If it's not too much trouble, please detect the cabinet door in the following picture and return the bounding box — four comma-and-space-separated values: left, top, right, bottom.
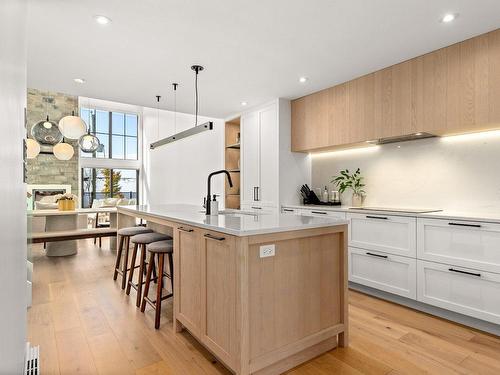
174, 225, 202, 336
417, 260, 500, 324
200, 230, 238, 369
348, 213, 416, 257
241, 112, 260, 205
349, 247, 417, 299
300, 208, 346, 220
417, 218, 500, 273
258, 104, 278, 207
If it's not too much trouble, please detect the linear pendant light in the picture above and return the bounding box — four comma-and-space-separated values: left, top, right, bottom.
150, 65, 213, 150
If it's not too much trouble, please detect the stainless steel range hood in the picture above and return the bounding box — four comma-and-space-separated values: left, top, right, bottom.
376, 132, 437, 144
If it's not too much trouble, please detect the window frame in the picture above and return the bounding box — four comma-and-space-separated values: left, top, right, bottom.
80, 107, 139, 161
80, 167, 139, 208
78, 99, 143, 208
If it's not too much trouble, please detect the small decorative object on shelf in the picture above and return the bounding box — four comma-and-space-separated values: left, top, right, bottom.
55, 193, 77, 211
331, 168, 366, 207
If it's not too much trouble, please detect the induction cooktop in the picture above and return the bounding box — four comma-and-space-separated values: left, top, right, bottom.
351, 207, 443, 214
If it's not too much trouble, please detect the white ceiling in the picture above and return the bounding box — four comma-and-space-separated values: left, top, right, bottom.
27, 0, 500, 118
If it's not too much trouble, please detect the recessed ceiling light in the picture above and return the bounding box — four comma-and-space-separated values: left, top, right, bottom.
94, 15, 111, 25
299, 77, 308, 83
73, 78, 86, 84
241, 101, 248, 106
441, 13, 457, 23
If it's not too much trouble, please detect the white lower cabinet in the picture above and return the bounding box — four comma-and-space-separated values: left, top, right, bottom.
241, 203, 276, 214
417, 218, 500, 274
299, 208, 346, 219
348, 213, 416, 257
417, 260, 500, 324
349, 247, 417, 299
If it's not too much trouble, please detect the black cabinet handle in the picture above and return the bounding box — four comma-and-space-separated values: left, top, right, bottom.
366, 215, 388, 220
253, 187, 258, 201
256, 186, 260, 201
283, 208, 294, 212
366, 252, 388, 259
204, 233, 225, 241
448, 222, 481, 228
178, 227, 194, 233
311, 211, 327, 215
251, 206, 262, 210
448, 268, 481, 277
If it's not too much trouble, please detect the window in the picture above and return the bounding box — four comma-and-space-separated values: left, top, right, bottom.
80, 108, 138, 160
81, 168, 138, 208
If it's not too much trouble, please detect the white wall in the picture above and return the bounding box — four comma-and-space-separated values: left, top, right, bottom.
0, 0, 28, 372
311, 132, 500, 211
143, 107, 224, 207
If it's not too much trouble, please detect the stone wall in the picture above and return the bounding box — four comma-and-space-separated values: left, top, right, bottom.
26, 88, 80, 194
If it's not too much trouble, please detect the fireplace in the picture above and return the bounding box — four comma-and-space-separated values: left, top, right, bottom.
27, 184, 71, 210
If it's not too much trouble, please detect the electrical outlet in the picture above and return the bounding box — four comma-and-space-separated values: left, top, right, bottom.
260, 244, 275, 258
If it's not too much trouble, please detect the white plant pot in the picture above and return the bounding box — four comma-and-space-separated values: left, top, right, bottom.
351, 193, 364, 207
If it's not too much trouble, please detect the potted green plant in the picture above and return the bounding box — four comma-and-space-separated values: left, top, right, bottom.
331, 168, 366, 207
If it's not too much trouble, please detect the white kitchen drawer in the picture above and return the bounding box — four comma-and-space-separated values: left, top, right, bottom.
417, 260, 500, 324
348, 213, 416, 257
349, 247, 417, 299
241, 204, 276, 214
299, 208, 346, 220
281, 207, 299, 215
417, 218, 500, 274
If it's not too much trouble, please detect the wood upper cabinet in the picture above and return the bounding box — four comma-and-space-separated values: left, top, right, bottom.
291, 28, 500, 152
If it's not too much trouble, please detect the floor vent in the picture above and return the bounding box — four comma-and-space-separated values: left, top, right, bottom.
25, 342, 40, 375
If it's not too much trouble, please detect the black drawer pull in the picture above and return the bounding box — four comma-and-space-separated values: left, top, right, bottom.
251, 206, 262, 210
366, 215, 388, 220
366, 252, 388, 259
178, 227, 193, 232
448, 222, 481, 228
311, 211, 327, 215
283, 208, 294, 212
448, 268, 481, 277
204, 233, 225, 241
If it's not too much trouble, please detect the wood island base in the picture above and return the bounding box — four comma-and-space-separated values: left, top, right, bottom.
117, 209, 348, 375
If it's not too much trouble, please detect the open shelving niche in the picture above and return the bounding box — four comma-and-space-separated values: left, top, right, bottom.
224, 117, 241, 209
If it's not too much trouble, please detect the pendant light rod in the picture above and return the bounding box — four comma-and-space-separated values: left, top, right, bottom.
150, 66, 213, 150
191, 65, 203, 126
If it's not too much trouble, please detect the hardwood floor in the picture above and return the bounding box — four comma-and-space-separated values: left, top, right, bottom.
28, 239, 500, 374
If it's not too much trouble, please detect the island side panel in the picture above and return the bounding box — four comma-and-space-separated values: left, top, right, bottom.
245, 225, 347, 374
338, 229, 349, 347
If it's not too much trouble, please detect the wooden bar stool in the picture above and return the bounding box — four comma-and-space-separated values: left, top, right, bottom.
113, 226, 153, 289
141, 240, 174, 329
126, 232, 172, 307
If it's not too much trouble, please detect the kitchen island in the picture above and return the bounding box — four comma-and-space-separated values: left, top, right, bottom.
117, 204, 348, 375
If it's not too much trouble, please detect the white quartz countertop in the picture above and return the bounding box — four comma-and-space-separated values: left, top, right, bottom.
27, 207, 117, 217
117, 204, 348, 236
284, 204, 500, 224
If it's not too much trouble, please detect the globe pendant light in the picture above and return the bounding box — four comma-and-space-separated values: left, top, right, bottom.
31, 115, 63, 145
31, 97, 63, 145
59, 110, 87, 139
53, 138, 74, 160
79, 131, 100, 153
78, 110, 100, 153
26, 138, 41, 159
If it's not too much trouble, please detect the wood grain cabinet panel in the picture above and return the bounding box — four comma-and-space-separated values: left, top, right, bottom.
347, 74, 376, 143
291, 28, 500, 151
175, 226, 202, 336
200, 231, 238, 369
